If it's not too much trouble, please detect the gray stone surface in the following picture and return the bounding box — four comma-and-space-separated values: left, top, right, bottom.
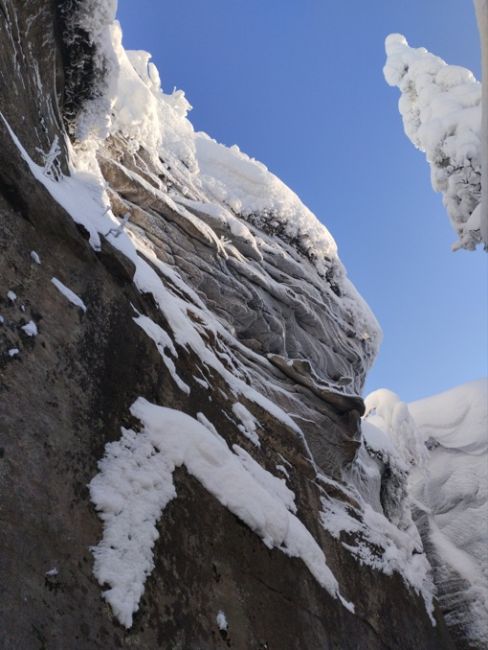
0, 2, 462, 648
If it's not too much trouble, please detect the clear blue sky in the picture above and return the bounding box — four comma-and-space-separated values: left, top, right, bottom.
117, 0, 487, 402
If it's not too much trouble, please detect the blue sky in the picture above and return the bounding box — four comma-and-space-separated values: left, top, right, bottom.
117, 0, 487, 402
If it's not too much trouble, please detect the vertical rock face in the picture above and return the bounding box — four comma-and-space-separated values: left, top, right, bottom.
0, 0, 67, 183
0, 2, 463, 648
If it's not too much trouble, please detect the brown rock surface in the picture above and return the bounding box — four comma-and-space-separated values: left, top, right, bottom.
0, 2, 461, 648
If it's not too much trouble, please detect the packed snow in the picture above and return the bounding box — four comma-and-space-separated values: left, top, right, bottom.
233, 445, 297, 513
384, 34, 482, 250
45, 568, 59, 578
232, 402, 261, 446
409, 378, 488, 454
133, 313, 190, 395
216, 610, 228, 631
90, 397, 353, 628
275, 463, 290, 479
365, 388, 427, 468
20, 321, 38, 337
51, 278, 87, 312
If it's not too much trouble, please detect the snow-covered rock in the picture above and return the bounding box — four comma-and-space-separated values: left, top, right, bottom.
409, 380, 488, 648
363, 379, 488, 649
0, 1, 465, 648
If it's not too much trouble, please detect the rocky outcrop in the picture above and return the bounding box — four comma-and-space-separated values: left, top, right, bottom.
0, 2, 464, 648
409, 381, 488, 650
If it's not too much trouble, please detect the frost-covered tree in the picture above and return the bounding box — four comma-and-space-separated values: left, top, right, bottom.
475, 0, 488, 246
384, 34, 484, 251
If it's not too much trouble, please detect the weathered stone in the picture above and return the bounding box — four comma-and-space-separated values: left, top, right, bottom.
0, 2, 464, 649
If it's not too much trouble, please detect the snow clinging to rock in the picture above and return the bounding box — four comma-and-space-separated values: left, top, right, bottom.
362, 380, 488, 647
89, 397, 353, 628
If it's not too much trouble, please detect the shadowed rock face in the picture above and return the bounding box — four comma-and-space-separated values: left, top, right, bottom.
0, 2, 459, 649
0, 0, 66, 175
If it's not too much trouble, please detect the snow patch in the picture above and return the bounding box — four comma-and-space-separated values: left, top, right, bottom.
195, 412, 219, 437
233, 445, 297, 513
365, 388, 427, 467
133, 313, 190, 395
232, 402, 260, 446
276, 463, 290, 479
216, 610, 228, 631
21, 321, 38, 337
90, 397, 352, 628
45, 568, 58, 577
51, 277, 87, 312
409, 379, 488, 454
320, 477, 435, 623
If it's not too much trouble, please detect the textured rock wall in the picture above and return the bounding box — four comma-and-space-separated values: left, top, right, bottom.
0, 2, 458, 648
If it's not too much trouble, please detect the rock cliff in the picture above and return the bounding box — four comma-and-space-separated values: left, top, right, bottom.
0, 2, 469, 648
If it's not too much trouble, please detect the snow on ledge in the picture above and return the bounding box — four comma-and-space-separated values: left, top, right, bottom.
89, 397, 353, 628
51, 277, 87, 312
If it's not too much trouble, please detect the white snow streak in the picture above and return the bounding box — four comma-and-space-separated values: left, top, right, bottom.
89, 397, 353, 628
51, 277, 87, 312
